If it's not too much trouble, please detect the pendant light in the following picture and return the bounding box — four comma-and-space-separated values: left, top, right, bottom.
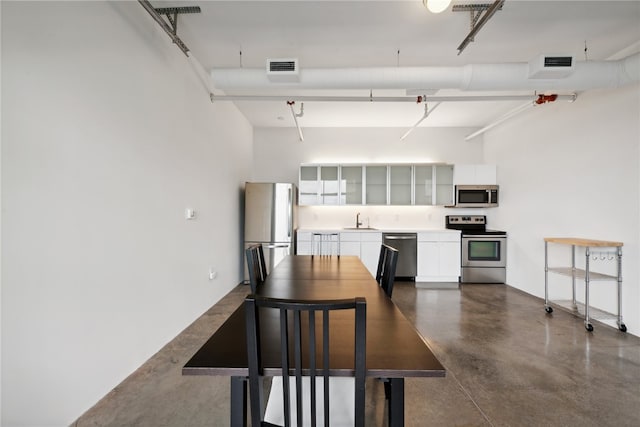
424, 0, 452, 14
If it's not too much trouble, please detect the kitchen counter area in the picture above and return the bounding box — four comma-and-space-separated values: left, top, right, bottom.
296, 227, 461, 284
298, 227, 461, 233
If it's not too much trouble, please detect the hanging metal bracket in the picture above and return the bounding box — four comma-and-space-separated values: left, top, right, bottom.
453, 1, 505, 55
153, 5, 201, 36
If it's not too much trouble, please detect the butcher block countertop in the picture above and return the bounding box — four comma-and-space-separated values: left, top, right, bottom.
544, 237, 623, 247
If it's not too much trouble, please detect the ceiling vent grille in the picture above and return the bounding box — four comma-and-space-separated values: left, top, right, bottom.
266, 58, 299, 82
528, 54, 575, 79
544, 56, 573, 67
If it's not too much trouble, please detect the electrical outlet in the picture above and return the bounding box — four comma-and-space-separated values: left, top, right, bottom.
209, 268, 217, 280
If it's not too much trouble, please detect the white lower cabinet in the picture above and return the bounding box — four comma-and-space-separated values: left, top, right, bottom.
296, 231, 312, 255
340, 232, 382, 276
298, 230, 458, 281
297, 231, 381, 276
417, 231, 461, 282
339, 232, 362, 256
360, 233, 383, 277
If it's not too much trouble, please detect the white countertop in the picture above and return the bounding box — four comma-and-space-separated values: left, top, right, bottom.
298, 228, 460, 233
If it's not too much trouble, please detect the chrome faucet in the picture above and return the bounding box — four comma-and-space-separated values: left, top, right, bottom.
356, 212, 363, 229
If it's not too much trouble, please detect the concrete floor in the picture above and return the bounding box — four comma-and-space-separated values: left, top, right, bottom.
73, 282, 640, 427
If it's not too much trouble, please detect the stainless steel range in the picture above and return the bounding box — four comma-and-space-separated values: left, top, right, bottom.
446, 215, 507, 284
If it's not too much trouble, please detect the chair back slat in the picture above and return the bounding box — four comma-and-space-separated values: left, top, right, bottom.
308, 310, 317, 427
245, 295, 367, 427
246, 244, 267, 292
377, 244, 399, 298
322, 310, 330, 427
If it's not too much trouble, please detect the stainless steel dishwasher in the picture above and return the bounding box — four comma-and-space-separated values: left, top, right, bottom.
383, 233, 417, 278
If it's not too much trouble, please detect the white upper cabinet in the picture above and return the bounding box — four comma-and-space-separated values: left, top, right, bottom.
300, 163, 454, 206
415, 164, 454, 206
299, 165, 340, 206
340, 166, 363, 205
320, 166, 340, 205
389, 165, 412, 205
453, 164, 497, 185
299, 166, 320, 205
365, 165, 388, 205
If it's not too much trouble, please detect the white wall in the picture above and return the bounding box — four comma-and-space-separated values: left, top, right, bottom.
254, 92, 640, 337
484, 83, 640, 336
1, 2, 252, 426
253, 127, 486, 229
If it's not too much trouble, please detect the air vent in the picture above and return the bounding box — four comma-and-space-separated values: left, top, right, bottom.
528, 54, 575, 79
544, 56, 573, 68
266, 58, 299, 82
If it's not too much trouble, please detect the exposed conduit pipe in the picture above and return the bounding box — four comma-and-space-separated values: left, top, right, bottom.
210, 52, 640, 92
465, 93, 576, 141
288, 101, 305, 142
400, 102, 441, 141
465, 101, 534, 141
211, 94, 576, 103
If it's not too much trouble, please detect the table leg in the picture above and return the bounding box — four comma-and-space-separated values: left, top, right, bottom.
230, 376, 247, 427
388, 377, 404, 427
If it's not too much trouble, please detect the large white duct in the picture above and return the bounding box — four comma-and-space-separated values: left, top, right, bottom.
210, 52, 639, 92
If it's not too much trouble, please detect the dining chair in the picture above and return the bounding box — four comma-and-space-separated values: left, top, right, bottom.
375, 244, 399, 298
246, 244, 266, 293
245, 295, 367, 427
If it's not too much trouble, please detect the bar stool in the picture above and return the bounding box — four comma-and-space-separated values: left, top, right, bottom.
311, 232, 340, 256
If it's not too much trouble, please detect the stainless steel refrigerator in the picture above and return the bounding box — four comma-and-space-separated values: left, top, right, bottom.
244, 182, 297, 282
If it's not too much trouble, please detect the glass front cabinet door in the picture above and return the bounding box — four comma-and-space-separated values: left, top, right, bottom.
319, 166, 339, 205
340, 166, 363, 205
365, 166, 388, 205
300, 163, 454, 206
414, 165, 434, 205
389, 165, 412, 205
435, 165, 454, 206
299, 166, 320, 205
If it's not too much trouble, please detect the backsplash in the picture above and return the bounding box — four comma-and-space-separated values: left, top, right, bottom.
298, 205, 458, 230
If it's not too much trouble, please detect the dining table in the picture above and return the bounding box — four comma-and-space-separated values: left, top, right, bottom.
183, 255, 446, 427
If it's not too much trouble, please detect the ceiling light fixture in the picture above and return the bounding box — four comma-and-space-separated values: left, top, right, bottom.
423, 0, 452, 14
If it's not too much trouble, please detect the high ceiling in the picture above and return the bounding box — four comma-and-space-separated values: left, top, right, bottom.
149, 0, 640, 130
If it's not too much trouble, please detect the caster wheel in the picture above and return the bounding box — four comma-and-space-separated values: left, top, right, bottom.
585, 323, 594, 332
619, 324, 627, 332
545, 306, 553, 314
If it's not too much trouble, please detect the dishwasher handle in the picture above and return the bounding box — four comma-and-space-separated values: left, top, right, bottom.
384, 235, 417, 240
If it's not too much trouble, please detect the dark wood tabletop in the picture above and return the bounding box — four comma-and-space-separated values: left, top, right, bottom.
183, 255, 445, 426
183, 255, 445, 378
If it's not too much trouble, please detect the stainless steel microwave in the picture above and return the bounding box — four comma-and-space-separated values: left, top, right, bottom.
455, 185, 499, 207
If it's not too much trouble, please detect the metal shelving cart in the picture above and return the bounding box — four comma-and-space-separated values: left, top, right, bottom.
544, 237, 626, 332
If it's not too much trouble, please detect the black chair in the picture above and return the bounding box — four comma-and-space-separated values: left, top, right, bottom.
375, 244, 399, 298
246, 244, 267, 292
245, 295, 367, 427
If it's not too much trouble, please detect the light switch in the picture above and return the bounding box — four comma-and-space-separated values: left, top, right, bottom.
185, 208, 196, 220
